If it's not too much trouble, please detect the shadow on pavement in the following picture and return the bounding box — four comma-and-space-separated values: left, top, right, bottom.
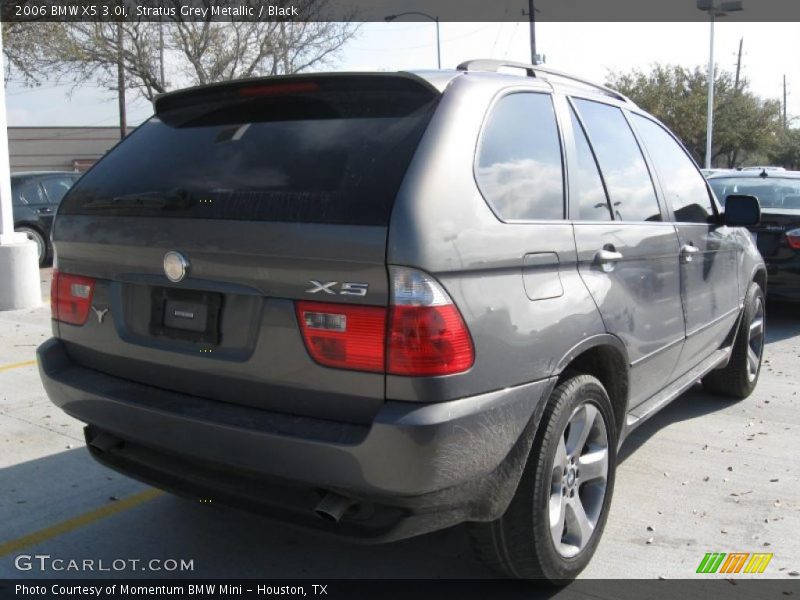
765, 301, 800, 344
618, 384, 732, 463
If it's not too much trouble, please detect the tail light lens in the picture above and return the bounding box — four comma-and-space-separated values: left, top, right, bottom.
787, 228, 800, 249
387, 267, 474, 376
295, 301, 386, 372
52, 269, 95, 325
295, 268, 474, 377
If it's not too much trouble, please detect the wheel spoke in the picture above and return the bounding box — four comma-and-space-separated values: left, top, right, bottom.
549, 491, 567, 544
554, 435, 568, 472
749, 317, 764, 340
566, 404, 598, 457
566, 495, 595, 548
577, 447, 608, 483
747, 346, 759, 374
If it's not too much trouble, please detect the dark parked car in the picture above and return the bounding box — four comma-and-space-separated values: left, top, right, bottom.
12, 171, 81, 265
38, 60, 765, 581
708, 170, 800, 302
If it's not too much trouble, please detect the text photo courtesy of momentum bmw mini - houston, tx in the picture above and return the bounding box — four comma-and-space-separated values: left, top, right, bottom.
1, 1, 800, 598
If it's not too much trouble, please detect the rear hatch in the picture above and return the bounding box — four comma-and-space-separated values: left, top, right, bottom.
52, 73, 439, 424
708, 175, 800, 259
751, 209, 800, 260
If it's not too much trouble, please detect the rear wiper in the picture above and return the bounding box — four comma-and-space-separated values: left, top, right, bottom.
82, 190, 195, 211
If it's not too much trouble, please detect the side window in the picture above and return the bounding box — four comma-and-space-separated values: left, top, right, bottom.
631, 114, 713, 223
569, 106, 612, 221
41, 177, 76, 205
14, 181, 44, 206
572, 99, 661, 222
476, 92, 564, 221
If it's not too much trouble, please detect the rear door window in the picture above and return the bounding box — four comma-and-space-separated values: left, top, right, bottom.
41, 176, 78, 205
60, 77, 438, 226
475, 92, 565, 221
13, 180, 45, 206
568, 106, 612, 221
572, 98, 661, 222
631, 114, 713, 223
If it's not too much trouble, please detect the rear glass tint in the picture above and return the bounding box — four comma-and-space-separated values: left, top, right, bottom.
60, 76, 438, 226
708, 177, 800, 209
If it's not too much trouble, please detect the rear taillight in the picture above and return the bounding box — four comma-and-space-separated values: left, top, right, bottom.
295, 268, 474, 377
295, 301, 386, 372
787, 228, 800, 250
51, 269, 95, 325
386, 267, 474, 376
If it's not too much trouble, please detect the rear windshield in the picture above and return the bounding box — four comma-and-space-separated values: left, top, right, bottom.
708, 176, 800, 210
60, 76, 438, 226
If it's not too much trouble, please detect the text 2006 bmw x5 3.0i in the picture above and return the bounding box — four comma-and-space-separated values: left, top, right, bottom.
38, 60, 766, 581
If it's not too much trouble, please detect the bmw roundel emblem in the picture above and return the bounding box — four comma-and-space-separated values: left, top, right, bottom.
164, 251, 190, 283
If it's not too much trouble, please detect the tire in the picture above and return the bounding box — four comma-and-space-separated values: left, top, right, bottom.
15, 226, 47, 267
702, 282, 765, 399
468, 374, 617, 582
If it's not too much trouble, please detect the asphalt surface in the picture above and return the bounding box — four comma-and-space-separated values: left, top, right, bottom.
1, 268, 798, 580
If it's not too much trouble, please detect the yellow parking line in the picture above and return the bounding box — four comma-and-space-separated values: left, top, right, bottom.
0, 488, 164, 557
0, 359, 37, 373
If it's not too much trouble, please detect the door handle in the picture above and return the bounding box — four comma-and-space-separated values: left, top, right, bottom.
680, 243, 699, 263
37, 207, 53, 214
595, 248, 623, 272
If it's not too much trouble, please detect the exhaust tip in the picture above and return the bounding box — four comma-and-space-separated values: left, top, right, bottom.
314, 492, 356, 524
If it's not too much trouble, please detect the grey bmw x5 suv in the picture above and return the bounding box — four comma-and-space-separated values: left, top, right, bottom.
38, 59, 765, 581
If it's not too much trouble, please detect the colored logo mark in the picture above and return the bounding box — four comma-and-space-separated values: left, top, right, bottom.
696, 552, 773, 574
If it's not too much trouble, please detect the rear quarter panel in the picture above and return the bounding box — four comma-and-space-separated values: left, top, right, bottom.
387, 75, 606, 403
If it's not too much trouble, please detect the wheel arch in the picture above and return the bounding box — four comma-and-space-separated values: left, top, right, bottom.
554, 335, 629, 439
751, 265, 767, 295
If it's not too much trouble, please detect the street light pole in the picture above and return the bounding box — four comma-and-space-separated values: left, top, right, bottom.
697, 0, 743, 169
434, 16, 441, 70
705, 12, 716, 169
385, 12, 441, 69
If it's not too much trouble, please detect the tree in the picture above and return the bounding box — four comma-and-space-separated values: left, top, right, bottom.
606, 64, 782, 168
3, 0, 358, 101
769, 127, 800, 170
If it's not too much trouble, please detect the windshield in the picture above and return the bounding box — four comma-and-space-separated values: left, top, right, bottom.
708, 177, 800, 210
60, 80, 437, 226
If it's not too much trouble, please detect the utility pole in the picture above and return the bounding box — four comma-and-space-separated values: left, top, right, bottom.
522, 0, 543, 64
117, 23, 127, 139
784, 74, 788, 130
528, 0, 536, 64
734, 37, 743, 90
159, 22, 165, 90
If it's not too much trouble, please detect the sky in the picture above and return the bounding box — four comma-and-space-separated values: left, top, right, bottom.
5, 21, 799, 127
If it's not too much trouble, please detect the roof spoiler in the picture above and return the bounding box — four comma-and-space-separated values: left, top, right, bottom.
153, 72, 441, 117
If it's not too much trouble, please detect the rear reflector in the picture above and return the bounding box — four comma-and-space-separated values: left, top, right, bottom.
295, 301, 386, 373
787, 228, 800, 250
51, 270, 96, 325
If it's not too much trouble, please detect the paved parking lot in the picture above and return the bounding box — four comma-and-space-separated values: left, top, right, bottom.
1, 268, 798, 579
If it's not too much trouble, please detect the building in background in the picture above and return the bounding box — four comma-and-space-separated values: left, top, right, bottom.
8, 127, 125, 173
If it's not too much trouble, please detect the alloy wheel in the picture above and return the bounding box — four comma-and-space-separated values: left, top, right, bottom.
747, 297, 765, 383
548, 402, 609, 558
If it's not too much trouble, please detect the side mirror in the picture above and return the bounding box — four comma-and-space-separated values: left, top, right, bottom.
724, 194, 761, 227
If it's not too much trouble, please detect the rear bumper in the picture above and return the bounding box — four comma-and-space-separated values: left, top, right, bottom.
765, 258, 800, 301
38, 338, 554, 541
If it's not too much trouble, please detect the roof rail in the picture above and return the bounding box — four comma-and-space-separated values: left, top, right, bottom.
456, 59, 634, 105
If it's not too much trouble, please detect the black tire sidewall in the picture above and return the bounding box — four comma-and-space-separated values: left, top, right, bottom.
737, 283, 766, 394
528, 375, 618, 580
